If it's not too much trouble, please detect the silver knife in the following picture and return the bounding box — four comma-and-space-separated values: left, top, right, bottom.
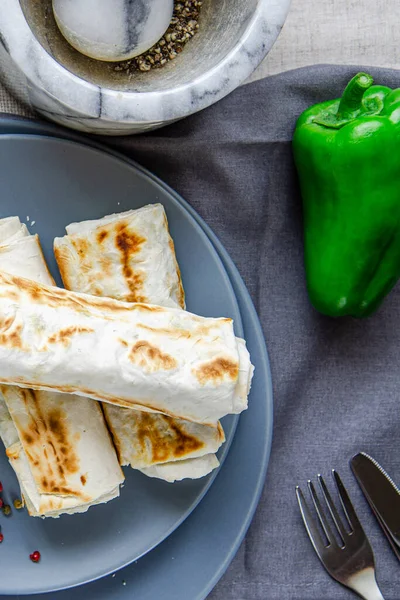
351, 452, 400, 561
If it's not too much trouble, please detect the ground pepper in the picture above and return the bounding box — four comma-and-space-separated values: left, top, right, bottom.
113, 1, 202, 74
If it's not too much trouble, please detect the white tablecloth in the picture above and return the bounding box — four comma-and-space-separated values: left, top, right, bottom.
1, 0, 399, 115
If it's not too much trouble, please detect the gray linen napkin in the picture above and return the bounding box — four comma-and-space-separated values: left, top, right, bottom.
98, 65, 400, 600
1, 64, 399, 600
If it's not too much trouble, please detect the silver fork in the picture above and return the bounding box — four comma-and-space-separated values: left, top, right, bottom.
296, 470, 385, 600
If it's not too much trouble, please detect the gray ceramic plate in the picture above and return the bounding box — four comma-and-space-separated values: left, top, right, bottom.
0, 134, 243, 595
0, 122, 273, 600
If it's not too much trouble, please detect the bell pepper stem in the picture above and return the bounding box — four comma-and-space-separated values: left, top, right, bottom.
313, 73, 375, 129
337, 73, 374, 120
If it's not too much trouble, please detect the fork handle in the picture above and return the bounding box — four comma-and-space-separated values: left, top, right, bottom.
348, 567, 385, 600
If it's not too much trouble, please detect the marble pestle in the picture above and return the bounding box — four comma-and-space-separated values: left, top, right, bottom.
52, 0, 174, 61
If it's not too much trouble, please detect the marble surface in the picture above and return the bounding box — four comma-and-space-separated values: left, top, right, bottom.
52, 0, 174, 61
0, 0, 290, 134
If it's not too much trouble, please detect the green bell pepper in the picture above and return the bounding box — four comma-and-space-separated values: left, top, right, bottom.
293, 72, 400, 318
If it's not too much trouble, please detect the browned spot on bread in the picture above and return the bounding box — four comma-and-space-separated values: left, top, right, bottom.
53, 244, 71, 290
97, 229, 109, 244
167, 419, 204, 459
129, 341, 177, 372
133, 304, 165, 313
71, 238, 89, 258
48, 326, 94, 346
0, 316, 14, 331
162, 210, 185, 308
1, 325, 24, 349
137, 322, 218, 339
115, 223, 147, 303
0, 289, 19, 301
57, 225, 147, 302
80, 475, 87, 486
115, 222, 145, 255
49, 483, 87, 497
193, 357, 239, 385
48, 412, 65, 440
124, 272, 146, 303
6, 445, 20, 460
5, 269, 169, 316
99, 255, 112, 278
19, 275, 93, 311
0, 316, 25, 350
168, 239, 175, 254
137, 323, 192, 338
0, 271, 133, 315
136, 413, 204, 464
25, 449, 35, 464
2, 388, 82, 496
47, 408, 80, 475
168, 238, 185, 308
119, 338, 128, 347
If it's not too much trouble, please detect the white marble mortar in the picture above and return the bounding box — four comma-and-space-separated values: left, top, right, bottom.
0, 0, 291, 135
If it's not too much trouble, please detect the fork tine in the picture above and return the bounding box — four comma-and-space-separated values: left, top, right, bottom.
296, 486, 326, 555
307, 480, 338, 547
318, 474, 347, 545
332, 470, 362, 533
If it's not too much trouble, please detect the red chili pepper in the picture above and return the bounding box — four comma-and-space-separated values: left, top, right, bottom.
29, 550, 41, 563
0, 498, 4, 509
0, 482, 3, 492
0, 533, 4, 543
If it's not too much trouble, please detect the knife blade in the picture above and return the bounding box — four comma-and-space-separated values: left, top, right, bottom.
351, 452, 400, 559
372, 504, 400, 561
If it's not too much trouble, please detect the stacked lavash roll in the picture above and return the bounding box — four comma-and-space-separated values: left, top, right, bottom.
0, 205, 253, 516
0, 217, 124, 517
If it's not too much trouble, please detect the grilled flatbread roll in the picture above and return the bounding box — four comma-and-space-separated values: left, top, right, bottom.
55, 206, 230, 481
0, 219, 124, 517
101, 404, 225, 474
0, 270, 252, 424
55, 205, 185, 308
